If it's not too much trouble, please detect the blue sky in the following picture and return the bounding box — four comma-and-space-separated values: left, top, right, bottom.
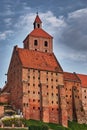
0, 0, 87, 87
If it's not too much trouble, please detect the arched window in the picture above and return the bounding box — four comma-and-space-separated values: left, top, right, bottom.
44, 41, 48, 47
34, 40, 38, 46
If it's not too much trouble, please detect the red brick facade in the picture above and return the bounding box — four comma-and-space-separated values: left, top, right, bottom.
0, 106, 4, 118
0, 14, 87, 127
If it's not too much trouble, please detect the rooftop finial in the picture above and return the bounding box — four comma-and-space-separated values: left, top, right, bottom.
36, 11, 38, 15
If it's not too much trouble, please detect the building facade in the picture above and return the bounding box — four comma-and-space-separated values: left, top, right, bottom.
0, 14, 87, 127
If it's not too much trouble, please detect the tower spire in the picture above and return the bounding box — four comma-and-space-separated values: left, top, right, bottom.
33, 13, 42, 29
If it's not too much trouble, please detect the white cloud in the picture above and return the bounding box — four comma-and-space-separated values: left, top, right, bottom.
0, 30, 13, 40
12, 8, 87, 63
4, 18, 12, 26
57, 8, 87, 63
68, 8, 87, 19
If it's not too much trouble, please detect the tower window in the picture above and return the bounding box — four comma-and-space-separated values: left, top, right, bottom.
44, 41, 48, 47
37, 24, 40, 28
34, 40, 38, 46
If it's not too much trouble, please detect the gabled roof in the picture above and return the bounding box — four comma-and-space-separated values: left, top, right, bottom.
17, 48, 62, 72
34, 14, 42, 23
77, 74, 87, 88
29, 28, 53, 38
64, 72, 80, 82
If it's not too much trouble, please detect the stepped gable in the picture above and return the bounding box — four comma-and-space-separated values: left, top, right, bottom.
77, 74, 87, 87
17, 47, 63, 72
64, 72, 80, 82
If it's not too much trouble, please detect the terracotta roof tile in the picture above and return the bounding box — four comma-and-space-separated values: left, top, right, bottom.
34, 15, 42, 23
29, 28, 53, 38
17, 48, 62, 72
64, 72, 80, 82
77, 74, 87, 88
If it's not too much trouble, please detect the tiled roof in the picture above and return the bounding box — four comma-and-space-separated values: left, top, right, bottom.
64, 72, 80, 82
17, 48, 63, 72
29, 28, 53, 38
77, 74, 87, 88
34, 15, 42, 23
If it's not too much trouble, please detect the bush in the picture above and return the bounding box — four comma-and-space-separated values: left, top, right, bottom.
28, 125, 41, 130
55, 126, 71, 130
42, 125, 49, 130
28, 125, 49, 130
2, 117, 24, 127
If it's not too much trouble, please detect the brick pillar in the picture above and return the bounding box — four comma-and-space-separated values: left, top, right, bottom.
23, 106, 30, 119
58, 85, 68, 127
41, 83, 49, 123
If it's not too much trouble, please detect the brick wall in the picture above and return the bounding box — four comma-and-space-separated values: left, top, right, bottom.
64, 80, 82, 121
22, 68, 67, 126
0, 106, 4, 117
6, 47, 23, 111
24, 36, 53, 53
0, 93, 10, 103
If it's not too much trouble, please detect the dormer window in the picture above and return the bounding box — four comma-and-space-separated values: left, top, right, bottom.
44, 41, 48, 47
34, 40, 38, 46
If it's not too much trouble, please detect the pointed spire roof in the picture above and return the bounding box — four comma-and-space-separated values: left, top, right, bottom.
34, 14, 42, 23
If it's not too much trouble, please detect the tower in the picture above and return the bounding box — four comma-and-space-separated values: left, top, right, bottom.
23, 14, 53, 53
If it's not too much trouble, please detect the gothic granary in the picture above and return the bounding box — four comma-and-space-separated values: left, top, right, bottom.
0, 14, 87, 127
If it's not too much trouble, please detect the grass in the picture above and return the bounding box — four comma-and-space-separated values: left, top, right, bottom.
1, 119, 87, 130
24, 119, 87, 130
69, 121, 87, 130
24, 119, 71, 130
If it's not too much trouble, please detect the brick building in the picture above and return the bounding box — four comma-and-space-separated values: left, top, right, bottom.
0, 14, 87, 127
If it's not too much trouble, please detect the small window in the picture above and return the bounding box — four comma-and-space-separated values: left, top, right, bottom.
33, 76, 35, 79
44, 41, 48, 47
52, 108, 54, 111
51, 86, 53, 89
47, 85, 48, 88
38, 92, 40, 94
33, 99, 35, 102
84, 90, 86, 92
33, 107, 35, 109
47, 92, 49, 95
37, 24, 40, 28
52, 101, 54, 104
33, 91, 35, 94
52, 93, 54, 96
45, 50, 47, 52
51, 79, 53, 81
34, 40, 38, 46
28, 91, 30, 93
28, 83, 30, 86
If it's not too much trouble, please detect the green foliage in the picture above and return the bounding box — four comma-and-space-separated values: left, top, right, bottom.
2, 117, 24, 127
68, 121, 87, 130
1, 119, 87, 130
28, 125, 48, 130
42, 124, 49, 130
55, 126, 71, 130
